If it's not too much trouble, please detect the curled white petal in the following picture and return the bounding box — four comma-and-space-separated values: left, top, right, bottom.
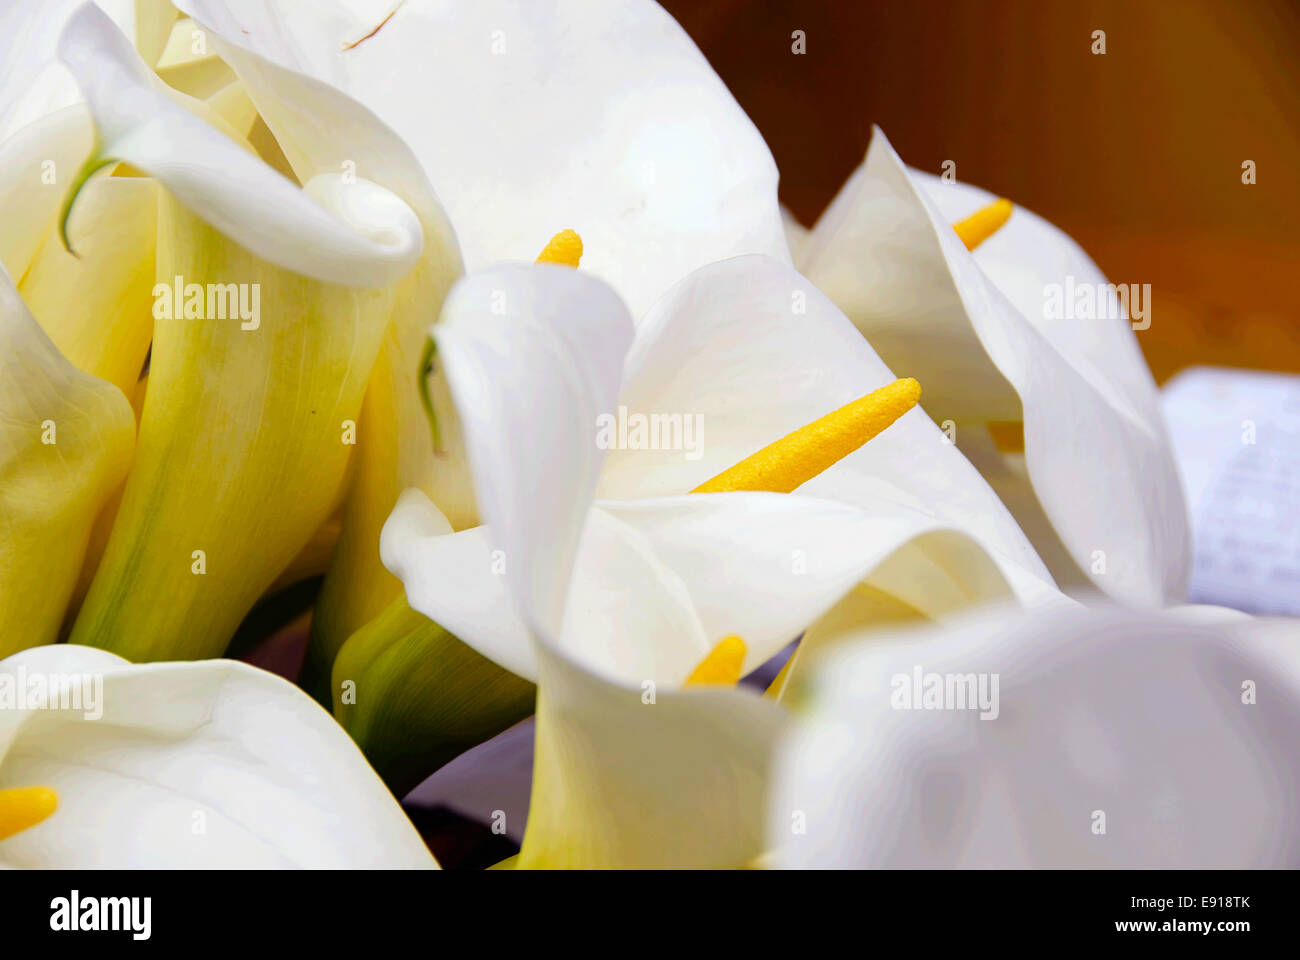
57, 3, 422, 287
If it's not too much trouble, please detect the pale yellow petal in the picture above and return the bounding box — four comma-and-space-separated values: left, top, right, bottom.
154, 14, 236, 99
204, 80, 259, 139
68, 191, 401, 659
19, 175, 157, 397
0, 273, 134, 654
518, 646, 783, 869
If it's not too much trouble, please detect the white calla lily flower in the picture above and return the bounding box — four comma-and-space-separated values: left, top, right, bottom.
0, 644, 435, 868
799, 127, 1191, 608
387, 262, 784, 867
386, 255, 1065, 687
769, 604, 1300, 868
381, 254, 1070, 865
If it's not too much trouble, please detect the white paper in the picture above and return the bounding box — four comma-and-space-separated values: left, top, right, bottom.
1162, 366, 1300, 615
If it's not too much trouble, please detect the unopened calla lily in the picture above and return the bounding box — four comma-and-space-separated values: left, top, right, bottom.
46, 4, 457, 662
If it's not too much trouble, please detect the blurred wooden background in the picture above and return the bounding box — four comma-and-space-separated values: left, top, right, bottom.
661, 0, 1300, 383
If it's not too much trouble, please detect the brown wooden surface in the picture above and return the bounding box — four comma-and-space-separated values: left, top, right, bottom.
661, 0, 1300, 383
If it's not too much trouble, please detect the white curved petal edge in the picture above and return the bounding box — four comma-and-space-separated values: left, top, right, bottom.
56, 2, 424, 288
175, 0, 789, 316
908, 167, 1165, 427
0, 645, 436, 868
430, 263, 634, 641
769, 604, 1300, 867
382, 489, 539, 682
598, 492, 1023, 682
799, 127, 1190, 607
0, 0, 156, 142
386, 481, 1047, 691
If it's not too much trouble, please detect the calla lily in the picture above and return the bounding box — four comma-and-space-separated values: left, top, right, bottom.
0, 644, 435, 867
768, 603, 1300, 867
381, 254, 1070, 865
149, 4, 471, 684
166, 0, 793, 695
43, 4, 462, 662
797, 127, 1191, 608
388, 254, 1063, 677
0, 267, 134, 655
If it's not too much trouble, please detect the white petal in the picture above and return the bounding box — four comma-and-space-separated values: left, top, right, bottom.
780, 205, 811, 262
433, 264, 634, 639
381, 489, 537, 682
770, 605, 1300, 867
175, 0, 788, 316
601, 254, 1056, 605
0, 645, 435, 868
0, 0, 147, 141
390, 484, 1032, 689
801, 129, 1190, 606
552, 506, 710, 685
57, 3, 423, 288
911, 168, 1164, 427
382, 494, 712, 687
521, 643, 784, 868
600, 492, 1021, 680
385, 496, 788, 868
